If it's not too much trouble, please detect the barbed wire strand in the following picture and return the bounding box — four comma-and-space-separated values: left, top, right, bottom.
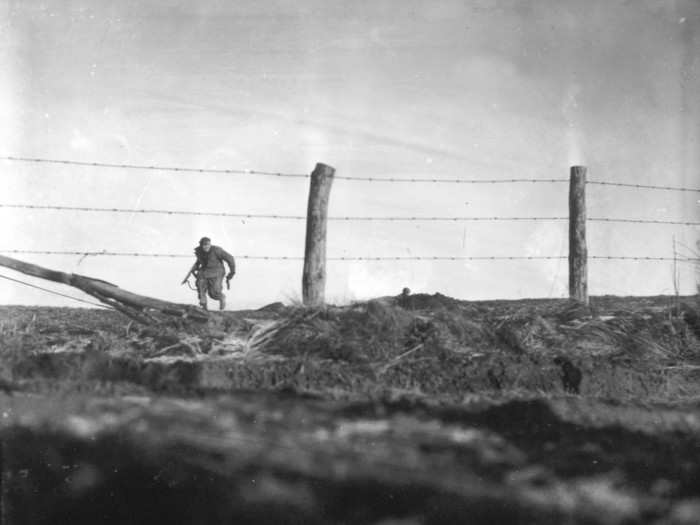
0, 155, 565, 184
0, 203, 306, 220
590, 256, 699, 262
4, 155, 700, 190
547, 233, 568, 298
2, 250, 698, 262
588, 180, 700, 193
1, 204, 698, 225
0, 272, 113, 309
0, 250, 302, 260
0, 155, 309, 179
589, 218, 700, 226
333, 175, 568, 184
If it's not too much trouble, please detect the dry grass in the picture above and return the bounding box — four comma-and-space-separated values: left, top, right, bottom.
1, 294, 699, 400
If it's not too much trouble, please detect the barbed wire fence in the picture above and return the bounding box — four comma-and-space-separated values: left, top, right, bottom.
5, 155, 700, 191
1, 155, 698, 307
0, 203, 698, 226
0, 250, 697, 263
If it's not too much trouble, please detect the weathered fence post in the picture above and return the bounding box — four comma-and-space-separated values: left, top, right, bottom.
302, 162, 335, 306
569, 165, 588, 305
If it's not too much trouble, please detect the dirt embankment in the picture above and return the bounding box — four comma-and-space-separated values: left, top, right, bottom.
2, 295, 700, 524
1, 293, 699, 400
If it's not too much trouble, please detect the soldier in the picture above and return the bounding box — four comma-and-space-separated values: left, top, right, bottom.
181, 237, 235, 311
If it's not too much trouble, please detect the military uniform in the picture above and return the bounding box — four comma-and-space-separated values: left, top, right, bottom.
193, 245, 236, 309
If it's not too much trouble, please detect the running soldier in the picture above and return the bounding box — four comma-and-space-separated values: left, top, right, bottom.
181, 237, 235, 310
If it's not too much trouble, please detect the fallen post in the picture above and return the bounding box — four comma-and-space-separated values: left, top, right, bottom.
0, 254, 209, 324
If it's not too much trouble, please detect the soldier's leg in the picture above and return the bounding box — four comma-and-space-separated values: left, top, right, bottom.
207, 276, 226, 310
196, 276, 208, 310
206, 277, 221, 300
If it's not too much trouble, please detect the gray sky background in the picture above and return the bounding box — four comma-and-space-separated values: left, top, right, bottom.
1, 0, 699, 308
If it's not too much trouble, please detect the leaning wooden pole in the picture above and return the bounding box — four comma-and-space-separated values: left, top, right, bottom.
302, 162, 335, 306
569, 165, 588, 305
0, 254, 209, 324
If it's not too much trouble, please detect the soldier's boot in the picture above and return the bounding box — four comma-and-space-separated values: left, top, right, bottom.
219, 295, 226, 311
200, 302, 208, 311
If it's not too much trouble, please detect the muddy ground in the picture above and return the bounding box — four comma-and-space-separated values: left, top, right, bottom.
1, 293, 700, 524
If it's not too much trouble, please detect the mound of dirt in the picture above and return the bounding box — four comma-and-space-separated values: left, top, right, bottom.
2, 296, 700, 524
2, 294, 700, 400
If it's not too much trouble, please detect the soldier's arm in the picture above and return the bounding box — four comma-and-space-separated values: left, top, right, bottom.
219, 248, 236, 277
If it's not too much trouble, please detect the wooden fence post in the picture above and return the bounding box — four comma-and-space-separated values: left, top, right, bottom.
569, 165, 588, 305
302, 162, 335, 306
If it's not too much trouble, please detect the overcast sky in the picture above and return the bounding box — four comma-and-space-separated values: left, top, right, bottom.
1, 0, 699, 308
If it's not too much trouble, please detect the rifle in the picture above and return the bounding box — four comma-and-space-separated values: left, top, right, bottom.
181, 264, 198, 286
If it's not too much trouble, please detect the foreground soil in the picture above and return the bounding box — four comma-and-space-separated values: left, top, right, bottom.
1, 293, 700, 524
